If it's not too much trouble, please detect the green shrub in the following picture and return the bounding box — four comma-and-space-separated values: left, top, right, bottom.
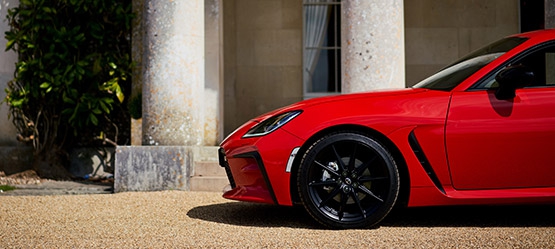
4, 0, 133, 178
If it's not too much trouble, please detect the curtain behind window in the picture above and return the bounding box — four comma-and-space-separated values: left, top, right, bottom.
303, 0, 332, 92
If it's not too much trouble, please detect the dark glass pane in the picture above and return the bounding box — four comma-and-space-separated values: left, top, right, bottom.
336, 49, 341, 92
520, 0, 544, 32
321, 4, 340, 48
309, 48, 341, 93
311, 49, 331, 92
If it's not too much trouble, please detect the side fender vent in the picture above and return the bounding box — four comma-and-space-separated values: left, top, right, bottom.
408, 131, 445, 194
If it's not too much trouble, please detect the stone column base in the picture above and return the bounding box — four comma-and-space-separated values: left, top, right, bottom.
114, 146, 224, 192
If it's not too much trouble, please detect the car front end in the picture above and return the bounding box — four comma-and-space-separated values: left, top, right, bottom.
218, 89, 442, 207
219, 109, 305, 206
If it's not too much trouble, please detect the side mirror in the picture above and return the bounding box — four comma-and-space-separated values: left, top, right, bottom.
494, 65, 534, 100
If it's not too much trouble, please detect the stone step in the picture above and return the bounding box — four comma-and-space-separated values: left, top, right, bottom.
190, 176, 229, 192
192, 161, 226, 177
190, 158, 229, 192
193, 146, 220, 162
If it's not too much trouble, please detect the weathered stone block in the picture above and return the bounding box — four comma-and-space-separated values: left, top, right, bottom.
114, 146, 192, 192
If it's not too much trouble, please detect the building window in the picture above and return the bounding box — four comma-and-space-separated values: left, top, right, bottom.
520, 0, 544, 32
303, 0, 341, 98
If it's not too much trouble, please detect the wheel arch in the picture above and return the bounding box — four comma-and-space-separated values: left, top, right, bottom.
288, 124, 410, 207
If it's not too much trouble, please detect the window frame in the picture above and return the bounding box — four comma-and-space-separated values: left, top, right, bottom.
470, 41, 555, 90
302, 0, 342, 99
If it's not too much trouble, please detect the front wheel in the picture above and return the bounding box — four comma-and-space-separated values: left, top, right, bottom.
297, 132, 400, 229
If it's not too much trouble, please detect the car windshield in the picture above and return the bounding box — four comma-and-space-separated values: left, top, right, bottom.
413, 37, 528, 91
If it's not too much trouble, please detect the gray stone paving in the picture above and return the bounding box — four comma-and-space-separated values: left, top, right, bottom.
1, 180, 112, 196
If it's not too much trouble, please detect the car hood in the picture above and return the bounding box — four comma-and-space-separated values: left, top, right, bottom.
289, 88, 428, 109
253, 88, 431, 121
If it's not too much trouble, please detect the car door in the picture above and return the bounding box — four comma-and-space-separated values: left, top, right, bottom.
445, 43, 555, 190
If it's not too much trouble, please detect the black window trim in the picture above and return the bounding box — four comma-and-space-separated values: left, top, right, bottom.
468, 40, 555, 91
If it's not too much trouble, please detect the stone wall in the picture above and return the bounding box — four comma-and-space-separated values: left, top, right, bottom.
404, 0, 520, 86
223, 0, 303, 135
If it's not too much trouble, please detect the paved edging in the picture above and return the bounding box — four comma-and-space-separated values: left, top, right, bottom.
1, 180, 113, 196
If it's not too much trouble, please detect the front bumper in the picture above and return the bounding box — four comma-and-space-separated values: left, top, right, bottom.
219, 128, 304, 206
219, 148, 277, 204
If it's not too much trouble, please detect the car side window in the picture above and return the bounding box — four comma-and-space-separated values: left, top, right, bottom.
475, 43, 555, 89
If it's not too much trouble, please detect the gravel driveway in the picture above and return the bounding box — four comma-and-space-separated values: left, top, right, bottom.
1, 191, 554, 248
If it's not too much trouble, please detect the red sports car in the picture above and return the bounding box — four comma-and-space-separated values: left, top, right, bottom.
218, 29, 555, 229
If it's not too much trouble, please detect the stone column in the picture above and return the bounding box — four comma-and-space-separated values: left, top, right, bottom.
341, 0, 405, 93
204, 0, 224, 145
130, 0, 144, 146
141, 0, 205, 146
546, 0, 555, 29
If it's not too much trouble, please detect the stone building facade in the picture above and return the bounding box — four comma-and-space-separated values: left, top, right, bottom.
0, 1, 551, 181
222, 0, 525, 137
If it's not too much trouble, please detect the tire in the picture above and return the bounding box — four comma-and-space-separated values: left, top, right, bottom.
297, 132, 400, 229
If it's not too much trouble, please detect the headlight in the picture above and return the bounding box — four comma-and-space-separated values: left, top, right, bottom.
243, 111, 302, 138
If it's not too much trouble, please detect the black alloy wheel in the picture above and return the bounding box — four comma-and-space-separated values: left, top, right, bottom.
297, 132, 400, 229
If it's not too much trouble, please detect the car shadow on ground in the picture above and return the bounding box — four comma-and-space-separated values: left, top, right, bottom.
187, 202, 555, 229
383, 205, 555, 228
187, 202, 321, 229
